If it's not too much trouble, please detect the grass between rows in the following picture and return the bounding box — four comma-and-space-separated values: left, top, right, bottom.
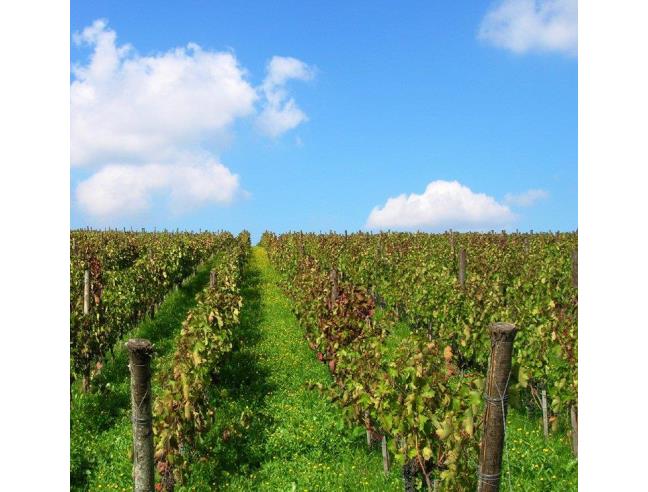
203, 247, 574, 491
70, 247, 577, 491
180, 246, 401, 491
70, 261, 217, 491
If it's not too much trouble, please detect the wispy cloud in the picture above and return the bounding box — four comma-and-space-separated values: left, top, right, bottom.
365, 180, 515, 231
478, 0, 577, 56
255, 56, 315, 138
504, 188, 549, 207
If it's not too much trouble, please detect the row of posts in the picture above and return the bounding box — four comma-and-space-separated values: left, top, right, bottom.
361, 320, 518, 492
83, 268, 216, 491
124, 323, 520, 492
120, 241, 576, 491
359, 242, 577, 490
457, 244, 577, 459
332, 252, 515, 491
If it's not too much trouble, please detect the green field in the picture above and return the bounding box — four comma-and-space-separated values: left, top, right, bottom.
71, 245, 576, 491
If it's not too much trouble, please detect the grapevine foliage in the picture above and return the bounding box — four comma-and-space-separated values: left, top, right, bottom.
70, 230, 235, 388
153, 232, 250, 488
261, 230, 577, 489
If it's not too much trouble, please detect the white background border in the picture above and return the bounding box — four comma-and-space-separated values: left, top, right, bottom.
1, 0, 647, 488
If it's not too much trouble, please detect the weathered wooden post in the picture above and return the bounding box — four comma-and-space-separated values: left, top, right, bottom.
329, 269, 339, 306
365, 412, 372, 448
210, 270, 216, 289
571, 248, 578, 458
458, 249, 466, 288
541, 389, 549, 440
381, 435, 390, 474
81, 263, 92, 391
83, 269, 90, 315
477, 323, 518, 492
127, 339, 155, 492
570, 406, 578, 458
300, 232, 305, 257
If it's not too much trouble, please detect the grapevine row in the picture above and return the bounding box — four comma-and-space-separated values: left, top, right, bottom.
70, 231, 234, 390
154, 231, 250, 489
261, 230, 577, 488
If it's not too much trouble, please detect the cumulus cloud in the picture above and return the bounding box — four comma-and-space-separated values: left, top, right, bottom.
256, 56, 314, 138
71, 19, 258, 167
76, 154, 239, 218
365, 180, 515, 231
478, 0, 577, 56
71, 20, 312, 218
504, 188, 548, 207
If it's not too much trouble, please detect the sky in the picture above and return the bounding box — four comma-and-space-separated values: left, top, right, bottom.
70, 0, 577, 241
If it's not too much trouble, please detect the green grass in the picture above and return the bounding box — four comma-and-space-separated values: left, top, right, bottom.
70, 247, 577, 491
180, 246, 402, 491
70, 262, 217, 491
380, 321, 577, 490
504, 409, 578, 491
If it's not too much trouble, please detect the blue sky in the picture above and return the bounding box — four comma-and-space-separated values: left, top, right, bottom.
70, 1, 577, 240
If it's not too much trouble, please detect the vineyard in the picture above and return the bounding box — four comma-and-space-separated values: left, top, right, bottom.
70, 229, 577, 491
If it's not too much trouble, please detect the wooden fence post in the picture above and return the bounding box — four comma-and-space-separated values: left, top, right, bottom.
81, 263, 91, 391
541, 389, 549, 440
477, 323, 518, 492
365, 412, 372, 448
329, 269, 339, 305
127, 339, 155, 492
458, 249, 466, 288
210, 270, 216, 289
83, 270, 90, 315
381, 435, 390, 474
571, 248, 578, 458
570, 406, 578, 458
81, 270, 90, 393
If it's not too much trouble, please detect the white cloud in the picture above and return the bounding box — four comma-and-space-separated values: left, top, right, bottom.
504, 188, 548, 206
71, 20, 312, 218
76, 154, 239, 218
256, 56, 314, 138
365, 180, 515, 231
478, 0, 577, 56
71, 19, 258, 167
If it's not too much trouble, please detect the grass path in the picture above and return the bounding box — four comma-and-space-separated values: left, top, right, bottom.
70, 246, 576, 491
187, 246, 577, 492
70, 261, 217, 491
182, 246, 401, 491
